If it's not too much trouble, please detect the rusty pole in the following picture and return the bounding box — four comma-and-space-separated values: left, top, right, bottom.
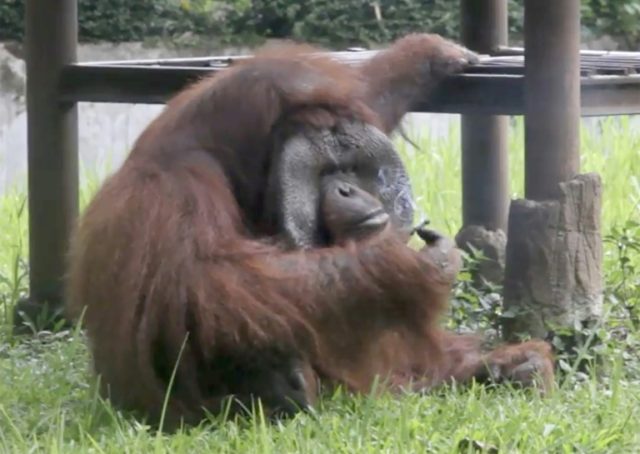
524, 0, 581, 200
460, 0, 509, 231
19, 0, 79, 327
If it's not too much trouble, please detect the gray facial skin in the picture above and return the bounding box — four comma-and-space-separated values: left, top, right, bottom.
265, 119, 415, 248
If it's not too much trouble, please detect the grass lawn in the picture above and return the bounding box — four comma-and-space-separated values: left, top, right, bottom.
0, 116, 639, 453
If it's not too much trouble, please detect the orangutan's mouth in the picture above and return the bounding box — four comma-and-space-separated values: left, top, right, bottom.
356, 208, 389, 229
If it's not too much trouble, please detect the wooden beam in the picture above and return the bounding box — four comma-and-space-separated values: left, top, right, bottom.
20, 0, 79, 327
58, 65, 640, 117
460, 0, 509, 231
524, 0, 581, 200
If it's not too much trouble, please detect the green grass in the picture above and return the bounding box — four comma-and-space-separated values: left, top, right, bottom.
0, 116, 639, 452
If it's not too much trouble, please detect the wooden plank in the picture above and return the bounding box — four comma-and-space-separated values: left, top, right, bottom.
58, 64, 640, 116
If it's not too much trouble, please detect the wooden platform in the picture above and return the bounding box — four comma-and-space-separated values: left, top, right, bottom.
59, 47, 640, 116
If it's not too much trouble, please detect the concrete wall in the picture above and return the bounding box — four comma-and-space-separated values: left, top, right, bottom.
0, 41, 255, 192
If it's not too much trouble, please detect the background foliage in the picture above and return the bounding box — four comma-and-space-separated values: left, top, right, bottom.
0, 0, 217, 43
2, 0, 640, 49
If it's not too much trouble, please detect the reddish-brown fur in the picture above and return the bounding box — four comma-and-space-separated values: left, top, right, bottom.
65, 34, 554, 428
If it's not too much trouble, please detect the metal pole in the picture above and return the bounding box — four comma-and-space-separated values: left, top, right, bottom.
22, 0, 78, 322
460, 0, 509, 231
524, 0, 581, 200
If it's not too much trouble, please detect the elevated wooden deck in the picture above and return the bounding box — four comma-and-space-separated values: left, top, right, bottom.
59, 47, 640, 116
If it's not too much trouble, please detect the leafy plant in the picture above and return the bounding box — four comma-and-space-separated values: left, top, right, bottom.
448, 246, 504, 339
604, 219, 640, 328
582, 0, 640, 49
2, 0, 640, 49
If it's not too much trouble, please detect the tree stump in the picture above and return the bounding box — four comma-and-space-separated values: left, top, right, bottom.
455, 224, 507, 286
502, 173, 603, 343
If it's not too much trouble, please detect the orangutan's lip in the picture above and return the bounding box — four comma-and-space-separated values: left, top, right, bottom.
356, 209, 389, 228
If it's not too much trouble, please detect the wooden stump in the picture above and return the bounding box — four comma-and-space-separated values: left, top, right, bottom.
455, 225, 507, 286
502, 173, 603, 342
